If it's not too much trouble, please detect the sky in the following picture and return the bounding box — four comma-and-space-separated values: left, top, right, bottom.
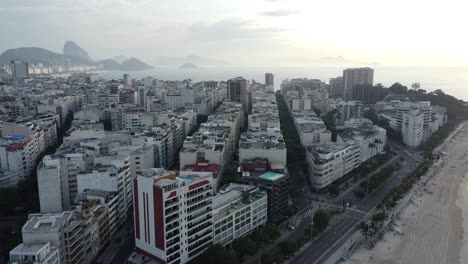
1, 0, 467, 67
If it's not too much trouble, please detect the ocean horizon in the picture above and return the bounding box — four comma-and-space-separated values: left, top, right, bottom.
97, 66, 468, 101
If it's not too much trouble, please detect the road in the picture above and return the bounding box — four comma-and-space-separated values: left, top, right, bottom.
290, 141, 421, 264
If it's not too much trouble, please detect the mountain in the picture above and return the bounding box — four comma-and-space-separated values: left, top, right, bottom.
121, 58, 153, 71
179, 63, 198, 69
0, 47, 91, 66
113, 56, 127, 64
63, 41, 93, 62
96, 59, 121, 70
96, 58, 153, 71
0, 41, 154, 71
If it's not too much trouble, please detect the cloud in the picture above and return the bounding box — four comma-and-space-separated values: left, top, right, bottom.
261, 9, 300, 17
189, 19, 288, 41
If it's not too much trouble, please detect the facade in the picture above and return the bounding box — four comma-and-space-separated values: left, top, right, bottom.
133, 169, 213, 264
401, 109, 424, 147
9, 242, 60, 264
37, 156, 70, 213
239, 128, 287, 168
212, 184, 267, 246
329, 77, 344, 98
336, 101, 363, 125
338, 124, 387, 162
236, 171, 288, 223
227, 77, 249, 113
343, 68, 374, 100
306, 143, 361, 189
265, 73, 274, 87
10, 59, 30, 81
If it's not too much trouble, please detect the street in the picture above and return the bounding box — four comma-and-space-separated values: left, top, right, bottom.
289, 141, 422, 264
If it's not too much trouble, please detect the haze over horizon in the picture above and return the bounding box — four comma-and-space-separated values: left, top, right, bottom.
1, 0, 467, 67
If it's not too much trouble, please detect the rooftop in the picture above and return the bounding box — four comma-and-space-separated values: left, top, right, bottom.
259, 171, 285, 181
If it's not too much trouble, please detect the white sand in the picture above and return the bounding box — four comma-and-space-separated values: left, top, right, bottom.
347, 124, 468, 264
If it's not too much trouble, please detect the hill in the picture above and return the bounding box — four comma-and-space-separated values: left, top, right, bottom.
96, 58, 153, 71
63, 41, 93, 62
179, 63, 198, 69
0, 47, 91, 66
0, 42, 153, 71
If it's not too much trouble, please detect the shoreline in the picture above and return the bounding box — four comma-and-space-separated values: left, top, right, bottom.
347, 122, 468, 264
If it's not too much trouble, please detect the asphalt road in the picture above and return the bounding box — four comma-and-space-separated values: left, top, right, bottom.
290, 142, 421, 264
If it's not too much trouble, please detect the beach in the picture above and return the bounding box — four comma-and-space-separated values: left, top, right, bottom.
347, 123, 468, 264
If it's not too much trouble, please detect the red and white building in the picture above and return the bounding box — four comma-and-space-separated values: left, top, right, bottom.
132, 168, 213, 264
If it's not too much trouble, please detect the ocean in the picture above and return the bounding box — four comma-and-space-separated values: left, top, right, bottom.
97, 66, 468, 101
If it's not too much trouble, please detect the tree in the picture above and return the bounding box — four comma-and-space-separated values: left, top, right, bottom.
232, 237, 257, 258
261, 254, 275, 264
264, 225, 281, 241
249, 228, 269, 247
322, 110, 338, 142
358, 222, 369, 236
388, 82, 408, 94
194, 245, 239, 264
278, 240, 298, 257
313, 210, 330, 235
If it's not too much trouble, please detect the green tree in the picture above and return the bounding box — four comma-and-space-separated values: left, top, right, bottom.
313, 210, 330, 235
261, 254, 275, 264
264, 225, 281, 241
232, 237, 257, 258
388, 82, 408, 94
249, 228, 269, 247
358, 222, 369, 236
194, 245, 239, 264
278, 240, 298, 257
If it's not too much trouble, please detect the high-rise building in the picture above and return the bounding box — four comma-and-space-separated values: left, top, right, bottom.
336, 101, 363, 125
343, 68, 374, 100
265, 73, 274, 87
401, 109, 424, 147
329, 77, 344, 98
10, 60, 29, 80
227, 77, 248, 113
123, 74, 133, 87
37, 156, 70, 213
132, 168, 213, 264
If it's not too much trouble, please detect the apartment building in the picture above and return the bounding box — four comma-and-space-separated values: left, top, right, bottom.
212, 184, 267, 245
132, 169, 214, 264
306, 143, 361, 189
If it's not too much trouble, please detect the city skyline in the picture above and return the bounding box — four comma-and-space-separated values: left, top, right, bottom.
1, 0, 467, 67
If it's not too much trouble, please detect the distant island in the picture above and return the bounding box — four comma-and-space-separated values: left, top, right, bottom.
0, 41, 153, 71
179, 63, 198, 69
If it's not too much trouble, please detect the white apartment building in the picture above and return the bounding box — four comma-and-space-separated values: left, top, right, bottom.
17, 212, 85, 264
336, 101, 363, 125
338, 124, 387, 162
401, 109, 424, 147
144, 125, 175, 169
181, 111, 197, 136
179, 144, 225, 171
76, 164, 131, 224
9, 242, 60, 264
37, 156, 70, 213
133, 169, 214, 264
239, 128, 287, 167
306, 143, 361, 189
212, 184, 267, 246
292, 111, 331, 146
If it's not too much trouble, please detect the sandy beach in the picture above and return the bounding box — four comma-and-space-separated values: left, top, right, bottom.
347, 123, 468, 264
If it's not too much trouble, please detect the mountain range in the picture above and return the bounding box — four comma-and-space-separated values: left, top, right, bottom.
0, 41, 153, 71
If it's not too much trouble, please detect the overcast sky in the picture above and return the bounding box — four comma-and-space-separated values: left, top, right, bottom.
1, 0, 467, 66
